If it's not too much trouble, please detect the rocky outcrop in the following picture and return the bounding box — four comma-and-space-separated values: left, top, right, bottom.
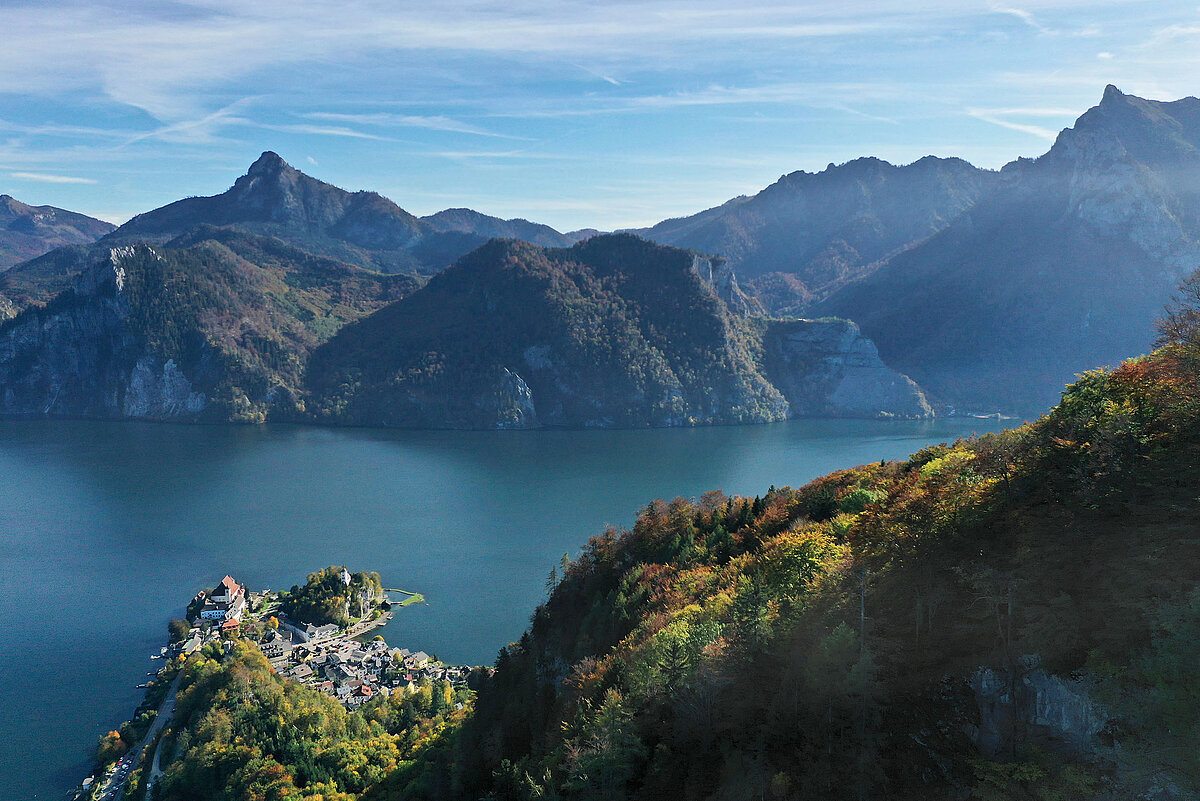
689, 255, 765, 317
763, 318, 933, 418
486, 367, 539, 429
969, 655, 1107, 758
0, 246, 210, 421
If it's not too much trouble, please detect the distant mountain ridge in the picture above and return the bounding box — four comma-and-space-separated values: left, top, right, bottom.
816, 85, 1200, 411
637, 155, 997, 312
106, 152, 576, 275
0, 194, 114, 270
4, 85, 1196, 418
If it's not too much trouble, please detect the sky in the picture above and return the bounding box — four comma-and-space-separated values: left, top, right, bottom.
1, 0, 1198, 232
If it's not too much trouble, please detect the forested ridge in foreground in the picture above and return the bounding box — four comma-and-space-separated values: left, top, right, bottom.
124, 302, 1200, 800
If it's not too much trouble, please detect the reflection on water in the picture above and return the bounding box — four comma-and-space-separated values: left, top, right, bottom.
0, 416, 1015, 800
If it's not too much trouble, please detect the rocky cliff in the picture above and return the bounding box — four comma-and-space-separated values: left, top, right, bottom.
306, 235, 931, 429
763, 318, 932, 418
0, 246, 210, 419
0, 232, 419, 422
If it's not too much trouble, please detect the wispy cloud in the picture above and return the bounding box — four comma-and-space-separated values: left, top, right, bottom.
966, 107, 1064, 140
11, 171, 98, 184
248, 123, 392, 141
302, 112, 525, 139
991, 6, 1054, 34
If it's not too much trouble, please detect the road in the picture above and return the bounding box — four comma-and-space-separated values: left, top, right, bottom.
93, 670, 183, 801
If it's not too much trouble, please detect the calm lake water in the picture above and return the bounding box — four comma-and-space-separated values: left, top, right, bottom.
0, 416, 1014, 800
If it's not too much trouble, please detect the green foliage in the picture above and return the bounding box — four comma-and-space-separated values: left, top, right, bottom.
280, 566, 383, 627
563, 689, 647, 800
970, 748, 1099, 801
168, 618, 191, 643
446, 341, 1200, 800
308, 235, 789, 428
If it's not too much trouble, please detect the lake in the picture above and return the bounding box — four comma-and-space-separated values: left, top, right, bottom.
0, 416, 1014, 800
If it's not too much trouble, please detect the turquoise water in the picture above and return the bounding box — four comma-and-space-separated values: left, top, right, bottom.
0, 417, 1014, 799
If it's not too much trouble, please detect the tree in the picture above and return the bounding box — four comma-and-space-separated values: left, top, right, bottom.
566, 689, 647, 800
168, 618, 191, 643
659, 635, 690, 696
1157, 266, 1200, 348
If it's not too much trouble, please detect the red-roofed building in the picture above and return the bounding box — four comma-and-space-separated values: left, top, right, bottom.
201, 575, 247, 623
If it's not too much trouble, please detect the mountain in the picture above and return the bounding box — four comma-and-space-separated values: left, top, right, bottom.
421, 207, 575, 248
815, 86, 1200, 413
0, 229, 419, 422
306, 234, 930, 428
0, 194, 114, 269
638, 156, 997, 313
105, 152, 573, 276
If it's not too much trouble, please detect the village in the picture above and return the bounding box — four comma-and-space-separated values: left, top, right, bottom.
77, 569, 475, 801
177, 570, 473, 709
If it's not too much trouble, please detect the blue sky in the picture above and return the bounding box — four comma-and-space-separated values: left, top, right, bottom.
1, 0, 1197, 232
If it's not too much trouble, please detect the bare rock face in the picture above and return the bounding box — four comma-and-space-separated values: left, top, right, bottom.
487, 367, 539, 430
0, 246, 210, 420
762, 318, 932, 418
122, 357, 207, 418
969, 656, 1107, 758
689, 255, 765, 317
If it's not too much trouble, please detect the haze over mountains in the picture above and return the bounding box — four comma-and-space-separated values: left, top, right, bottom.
816, 85, 1200, 411
0, 195, 114, 270
637, 155, 997, 312
1, 85, 1196, 421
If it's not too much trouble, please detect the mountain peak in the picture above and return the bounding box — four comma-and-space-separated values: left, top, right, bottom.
248, 151, 290, 175
1102, 84, 1125, 102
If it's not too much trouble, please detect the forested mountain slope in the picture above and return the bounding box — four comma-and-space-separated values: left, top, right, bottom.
0, 230, 418, 422
445, 311, 1200, 800
134, 288, 1200, 801
306, 234, 930, 429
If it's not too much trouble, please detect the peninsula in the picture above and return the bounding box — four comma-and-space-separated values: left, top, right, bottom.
77, 568, 477, 801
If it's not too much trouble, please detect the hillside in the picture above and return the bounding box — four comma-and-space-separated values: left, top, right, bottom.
638, 156, 996, 313
107, 152, 573, 275
815, 86, 1200, 413
0, 232, 928, 428
124, 285, 1200, 801
0, 194, 113, 270
0, 230, 418, 422
440, 306, 1200, 800
306, 234, 931, 429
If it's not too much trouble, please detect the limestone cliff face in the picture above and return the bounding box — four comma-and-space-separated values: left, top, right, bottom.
970, 656, 1107, 759
0, 246, 210, 420
763, 318, 932, 418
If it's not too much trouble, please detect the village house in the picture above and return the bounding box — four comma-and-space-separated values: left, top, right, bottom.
289, 663, 315, 682
259, 629, 293, 659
